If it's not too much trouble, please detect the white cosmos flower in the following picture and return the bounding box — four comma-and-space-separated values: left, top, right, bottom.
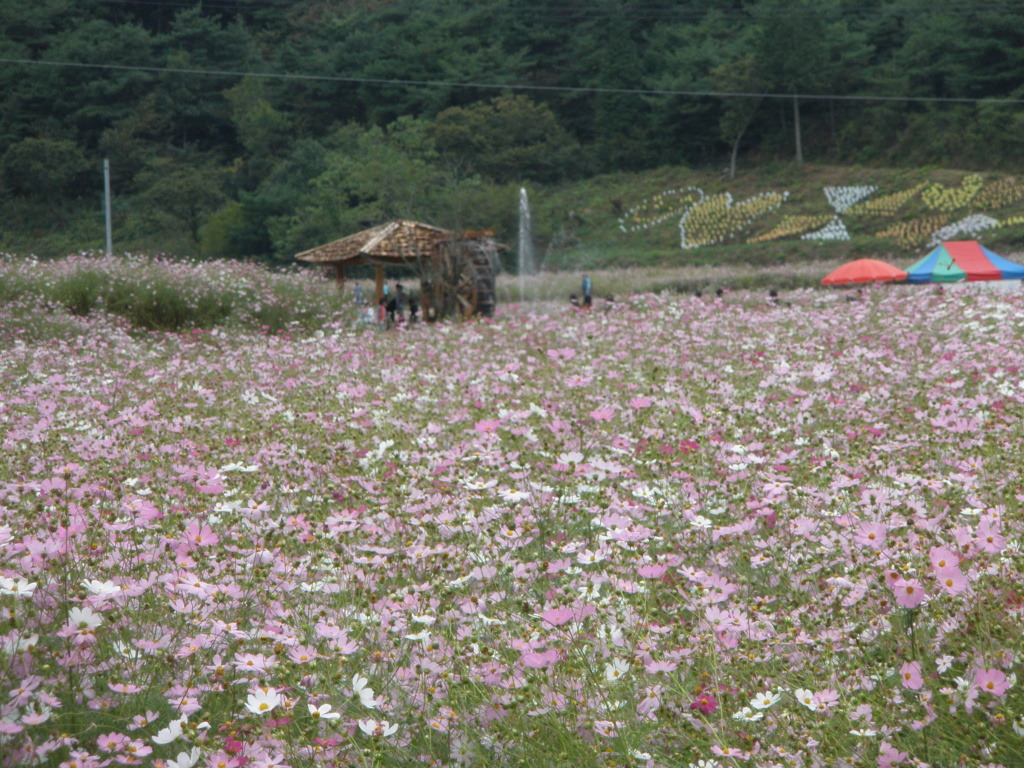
358, 718, 398, 737
794, 688, 817, 711
404, 630, 431, 642
308, 703, 341, 721
81, 579, 119, 595
152, 716, 188, 744
498, 489, 530, 502
732, 706, 763, 722
4, 633, 39, 654
68, 606, 102, 630
0, 577, 37, 597
750, 691, 781, 709
165, 746, 203, 768
352, 674, 378, 709
244, 687, 282, 715
604, 658, 629, 682
411, 614, 436, 625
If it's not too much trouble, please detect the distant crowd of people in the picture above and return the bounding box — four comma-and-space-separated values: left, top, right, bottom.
354, 282, 419, 328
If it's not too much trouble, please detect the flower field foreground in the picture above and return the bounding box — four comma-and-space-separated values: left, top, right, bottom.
2, 283, 1024, 768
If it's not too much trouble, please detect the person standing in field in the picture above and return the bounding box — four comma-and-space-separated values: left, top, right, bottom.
395, 283, 406, 321
582, 275, 592, 307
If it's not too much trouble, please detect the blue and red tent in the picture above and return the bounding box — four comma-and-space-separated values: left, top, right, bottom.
904, 241, 1024, 283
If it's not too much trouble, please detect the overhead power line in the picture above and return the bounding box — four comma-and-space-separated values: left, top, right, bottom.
1, 57, 1021, 106
74, 0, 1024, 17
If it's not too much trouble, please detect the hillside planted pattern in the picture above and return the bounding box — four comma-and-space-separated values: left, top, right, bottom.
618, 175, 1024, 252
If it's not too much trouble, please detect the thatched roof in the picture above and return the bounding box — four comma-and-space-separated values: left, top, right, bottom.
295, 219, 453, 265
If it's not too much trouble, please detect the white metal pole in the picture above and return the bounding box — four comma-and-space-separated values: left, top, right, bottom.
103, 158, 112, 256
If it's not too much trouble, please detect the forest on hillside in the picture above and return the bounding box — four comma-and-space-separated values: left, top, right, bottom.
2, 0, 1024, 261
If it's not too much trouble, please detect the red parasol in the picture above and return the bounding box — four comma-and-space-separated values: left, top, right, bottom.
822, 258, 907, 286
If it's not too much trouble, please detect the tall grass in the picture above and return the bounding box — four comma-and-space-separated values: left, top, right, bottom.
0, 252, 350, 332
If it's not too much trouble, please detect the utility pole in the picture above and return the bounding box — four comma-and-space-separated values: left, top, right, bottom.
103, 159, 113, 256
793, 95, 803, 166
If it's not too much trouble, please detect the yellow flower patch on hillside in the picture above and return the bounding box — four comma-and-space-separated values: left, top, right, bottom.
874, 215, 953, 248
748, 215, 833, 244
921, 174, 984, 212
846, 183, 928, 217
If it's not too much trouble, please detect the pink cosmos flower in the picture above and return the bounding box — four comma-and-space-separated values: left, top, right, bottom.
97, 732, 127, 752
813, 688, 840, 710
892, 578, 926, 609
974, 668, 1010, 697
520, 649, 560, 669
205, 751, 243, 768
854, 521, 887, 549
689, 693, 718, 715
590, 407, 616, 422
934, 566, 968, 595
975, 520, 1005, 553
711, 745, 750, 760
539, 607, 574, 627
184, 522, 218, 547
899, 661, 923, 690
593, 720, 620, 737
546, 347, 576, 361
928, 545, 958, 570
877, 740, 908, 767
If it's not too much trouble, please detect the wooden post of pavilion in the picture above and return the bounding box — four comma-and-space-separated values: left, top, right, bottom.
333, 263, 346, 287
374, 264, 384, 304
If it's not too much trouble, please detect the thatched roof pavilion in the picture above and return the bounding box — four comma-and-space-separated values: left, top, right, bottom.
296, 219, 504, 318
296, 219, 452, 267
296, 219, 456, 305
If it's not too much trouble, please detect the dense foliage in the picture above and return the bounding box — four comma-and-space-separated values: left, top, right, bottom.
2, 260, 1024, 768
2, 1, 1024, 259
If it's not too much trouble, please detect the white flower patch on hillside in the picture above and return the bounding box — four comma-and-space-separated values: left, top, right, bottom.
802, 216, 851, 242
824, 185, 878, 213
928, 214, 999, 246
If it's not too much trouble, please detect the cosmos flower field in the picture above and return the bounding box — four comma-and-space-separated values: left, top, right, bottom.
1, 261, 1023, 768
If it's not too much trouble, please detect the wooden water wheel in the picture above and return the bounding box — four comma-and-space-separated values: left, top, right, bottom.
455, 245, 497, 319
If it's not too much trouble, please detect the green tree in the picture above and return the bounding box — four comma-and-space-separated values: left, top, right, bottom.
276, 119, 441, 254
569, 0, 656, 171
712, 52, 764, 180
431, 94, 579, 183
152, 6, 258, 151
127, 156, 228, 249
96, 95, 168, 192
0, 137, 91, 200
643, 10, 739, 168
224, 79, 290, 157
751, 0, 871, 164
